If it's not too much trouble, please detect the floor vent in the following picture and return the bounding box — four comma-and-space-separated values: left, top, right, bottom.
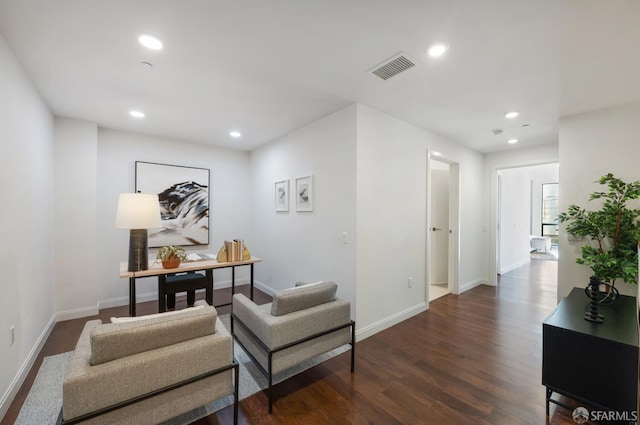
369, 53, 416, 80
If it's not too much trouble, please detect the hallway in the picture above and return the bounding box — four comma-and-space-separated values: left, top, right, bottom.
498, 256, 558, 308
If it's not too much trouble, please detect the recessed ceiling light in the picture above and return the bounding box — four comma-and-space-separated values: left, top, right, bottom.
138, 34, 163, 50
129, 110, 145, 119
505, 111, 519, 119
432, 151, 442, 157
508, 138, 518, 144
230, 131, 242, 138
427, 43, 448, 58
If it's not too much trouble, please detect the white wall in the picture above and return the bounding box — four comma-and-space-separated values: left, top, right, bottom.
95, 129, 253, 308
0, 35, 55, 418
483, 143, 559, 284
559, 102, 640, 300
356, 104, 485, 339
498, 168, 532, 273
54, 118, 98, 319
249, 105, 357, 310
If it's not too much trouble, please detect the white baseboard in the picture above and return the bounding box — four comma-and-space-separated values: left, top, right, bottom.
459, 278, 487, 293
56, 305, 99, 321
355, 302, 427, 342
499, 258, 530, 275
0, 314, 56, 421
98, 291, 159, 310
253, 280, 275, 297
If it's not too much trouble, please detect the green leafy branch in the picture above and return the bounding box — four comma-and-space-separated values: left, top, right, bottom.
558, 173, 640, 285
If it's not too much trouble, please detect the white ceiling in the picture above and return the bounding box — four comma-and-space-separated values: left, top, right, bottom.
0, 0, 639, 153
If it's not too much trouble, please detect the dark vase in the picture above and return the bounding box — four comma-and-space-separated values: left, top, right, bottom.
584, 277, 620, 306
584, 276, 605, 323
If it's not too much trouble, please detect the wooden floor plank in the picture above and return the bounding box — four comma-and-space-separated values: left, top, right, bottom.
2, 259, 584, 424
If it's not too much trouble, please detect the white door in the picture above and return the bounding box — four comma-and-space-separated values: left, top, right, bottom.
429, 160, 450, 291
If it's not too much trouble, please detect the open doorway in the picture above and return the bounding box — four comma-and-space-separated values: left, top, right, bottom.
427, 156, 459, 302
495, 163, 559, 288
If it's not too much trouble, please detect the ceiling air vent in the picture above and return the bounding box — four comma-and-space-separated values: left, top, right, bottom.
369, 53, 416, 80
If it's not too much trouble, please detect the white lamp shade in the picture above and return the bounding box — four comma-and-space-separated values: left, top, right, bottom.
115, 193, 162, 229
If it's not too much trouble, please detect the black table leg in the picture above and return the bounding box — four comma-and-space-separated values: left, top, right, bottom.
206, 269, 213, 306
547, 387, 553, 417
158, 275, 167, 313
129, 277, 137, 317
250, 264, 254, 301
232, 266, 236, 299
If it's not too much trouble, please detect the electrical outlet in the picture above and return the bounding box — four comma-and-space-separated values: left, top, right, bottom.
408, 277, 413, 288
10, 326, 15, 346
341, 232, 348, 244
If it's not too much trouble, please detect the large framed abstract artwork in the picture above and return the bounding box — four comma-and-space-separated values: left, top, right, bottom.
135, 161, 210, 247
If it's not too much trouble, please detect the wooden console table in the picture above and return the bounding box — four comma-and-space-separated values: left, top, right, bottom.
119, 257, 262, 316
543, 287, 638, 417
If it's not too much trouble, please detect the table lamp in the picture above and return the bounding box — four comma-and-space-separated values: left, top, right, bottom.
115, 192, 162, 271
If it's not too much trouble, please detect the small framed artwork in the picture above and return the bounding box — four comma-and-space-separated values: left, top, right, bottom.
275, 179, 289, 212
295, 175, 314, 212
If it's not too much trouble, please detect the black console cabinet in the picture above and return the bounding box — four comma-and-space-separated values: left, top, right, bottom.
543, 287, 638, 415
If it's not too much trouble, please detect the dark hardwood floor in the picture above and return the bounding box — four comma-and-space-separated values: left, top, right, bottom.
2, 259, 581, 424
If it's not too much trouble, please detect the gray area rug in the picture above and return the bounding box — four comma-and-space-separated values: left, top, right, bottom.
16, 314, 348, 425
530, 250, 558, 261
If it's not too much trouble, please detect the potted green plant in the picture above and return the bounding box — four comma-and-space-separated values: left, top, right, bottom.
156, 245, 187, 269
558, 173, 640, 321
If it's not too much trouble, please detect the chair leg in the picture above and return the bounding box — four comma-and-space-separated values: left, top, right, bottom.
167, 294, 176, 310
186, 290, 196, 306
268, 353, 273, 413
233, 362, 239, 425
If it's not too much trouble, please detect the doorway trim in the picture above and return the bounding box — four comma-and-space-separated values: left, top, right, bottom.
426, 151, 460, 305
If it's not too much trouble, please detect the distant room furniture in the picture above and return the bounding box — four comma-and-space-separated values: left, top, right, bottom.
59, 301, 238, 425
159, 271, 210, 311
542, 287, 638, 417
530, 235, 551, 252
231, 281, 355, 413
119, 256, 262, 316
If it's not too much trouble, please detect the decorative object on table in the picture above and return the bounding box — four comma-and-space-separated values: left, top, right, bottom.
558, 173, 640, 322
295, 175, 314, 212
115, 192, 162, 272
156, 245, 187, 269
217, 240, 250, 262
135, 161, 210, 247
275, 179, 289, 212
